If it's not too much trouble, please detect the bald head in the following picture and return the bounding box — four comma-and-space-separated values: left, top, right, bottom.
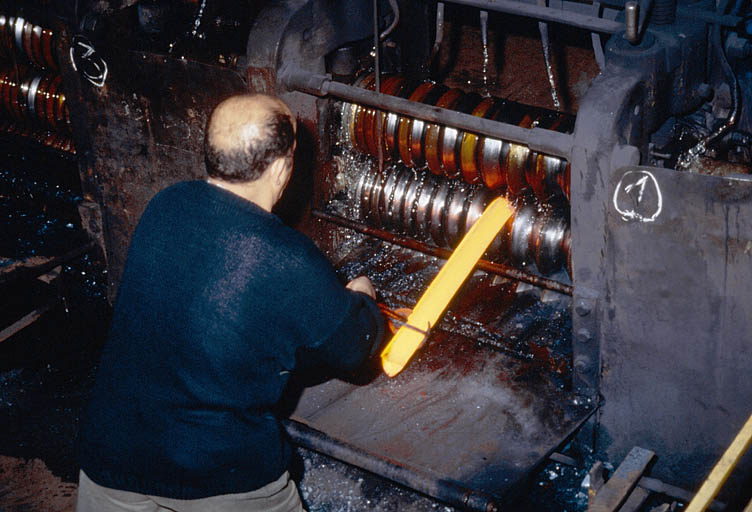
205, 94, 296, 183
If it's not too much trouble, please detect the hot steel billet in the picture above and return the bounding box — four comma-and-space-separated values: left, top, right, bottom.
281, 68, 574, 159
311, 209, 573, 295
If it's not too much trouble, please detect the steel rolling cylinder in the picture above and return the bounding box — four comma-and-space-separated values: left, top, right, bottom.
0, 66, 70, 132
0, 15, 58, 70
343, 73, 574, 202
355, 165, 570, 276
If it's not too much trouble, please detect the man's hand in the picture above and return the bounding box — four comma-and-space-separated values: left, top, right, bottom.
346, 276, 377, 299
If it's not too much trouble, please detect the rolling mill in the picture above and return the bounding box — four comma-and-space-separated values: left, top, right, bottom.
2, 0, 752, 509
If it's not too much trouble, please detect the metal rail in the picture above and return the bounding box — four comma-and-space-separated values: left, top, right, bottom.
312, 209, 574, 296
0, 241, 95, 284
284, 419, 500, 512
442, 0, 623, 33
282, 69, 574, 159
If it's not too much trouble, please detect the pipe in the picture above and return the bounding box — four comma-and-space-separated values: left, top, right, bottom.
442, 0, 623, 33
624, 1, 639, 44
282, 69, 574, 159
380, 0, 400, 40
284, 420, 501, 512
311, 209, 574, 295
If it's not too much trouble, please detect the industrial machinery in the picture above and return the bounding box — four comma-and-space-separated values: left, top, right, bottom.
3, 0, 752, 509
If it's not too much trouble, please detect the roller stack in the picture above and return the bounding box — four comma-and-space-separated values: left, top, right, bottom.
343, 73, 572, 277
342, 73, 573, 201
355, 165, 570, 276
0, 13, 73, 153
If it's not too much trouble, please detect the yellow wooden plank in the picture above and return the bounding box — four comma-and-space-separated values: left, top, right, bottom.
380, 196, 514, 377
685, 412, 752, 512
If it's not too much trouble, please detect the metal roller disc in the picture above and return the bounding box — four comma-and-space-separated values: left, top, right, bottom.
355, 170, 375, 221
409, 83, 448, 169
535, 213, 567, 275
353, 74, 376, 153
41, 29, 56, 70
26, 74, 41, 118
0, 16, 7, 59
397, 82, 433, 167
13, 17, 24, 53
479, 136, 504, 190
414, 175, 437, 241
509, 204, 536, 266
375, 76, 407, 160
464, 186, 492, 234
363, 103, 379, 157
388, 168, 414, 232
504, 143, 531, 197
365, 76, 402, 157
424, 88, 463, 175
562, 227, 572, 277
444, 182, 471, 248
342, 101, 359, 148
368, 171, 385, 226
401, 170, 423, 236
18, 74, 31, 115
383, 78, 417, 161
526, 152, 547, 199
31, 25, 43, 68
354, 170, 368, 211
460, 97, 496, 185
429, 178, 452, 247
558, 162, 571, 201
530, 154, 563, 201
378, 168, 402, 230
439, 92, 482, 179
22, 21, 34, 64
49, 75, 66, 129
1, 70, 13, 118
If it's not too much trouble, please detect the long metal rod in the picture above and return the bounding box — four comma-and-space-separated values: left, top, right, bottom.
283, 69, 573, 159
0, 241, 95, 284
312, 209, 574, 296
373, 0, 384, 176
0, 303, 54, 343
442, 0, 623, 33
284, 419, 500, 512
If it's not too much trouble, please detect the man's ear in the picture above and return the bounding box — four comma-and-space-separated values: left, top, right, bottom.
268, 156, 291, 188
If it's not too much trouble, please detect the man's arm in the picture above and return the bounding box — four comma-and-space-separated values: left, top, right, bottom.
294, 277, 385, 374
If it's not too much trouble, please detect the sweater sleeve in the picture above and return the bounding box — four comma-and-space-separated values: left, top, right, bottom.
280, 236, 386, 374
296, 290, 386, 373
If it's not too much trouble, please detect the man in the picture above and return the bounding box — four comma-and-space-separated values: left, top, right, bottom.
76, 94, 384, 511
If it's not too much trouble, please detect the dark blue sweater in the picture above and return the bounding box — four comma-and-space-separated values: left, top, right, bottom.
79, 180, 383, 499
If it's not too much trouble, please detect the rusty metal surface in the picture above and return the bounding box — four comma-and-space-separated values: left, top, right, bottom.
600, 166, 752, 495
287, 241, 591, 506
61, 46, 246, 300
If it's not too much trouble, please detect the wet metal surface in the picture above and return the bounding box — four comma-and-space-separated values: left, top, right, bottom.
289, 236, 589, 507
601, 166, 752, 497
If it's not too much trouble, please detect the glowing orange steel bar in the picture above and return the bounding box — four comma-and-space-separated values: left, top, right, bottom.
380, 196, 515, 377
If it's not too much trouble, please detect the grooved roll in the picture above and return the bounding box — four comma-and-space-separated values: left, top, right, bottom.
0, 15, 58, 70
0, 66, 70, 132
355, 165, 570, 276
343, 73, 573, 201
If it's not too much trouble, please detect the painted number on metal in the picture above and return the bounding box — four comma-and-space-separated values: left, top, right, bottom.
613, 170, 662, 223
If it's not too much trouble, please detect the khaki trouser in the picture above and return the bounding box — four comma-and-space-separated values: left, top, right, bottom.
76, 470, 305, 512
